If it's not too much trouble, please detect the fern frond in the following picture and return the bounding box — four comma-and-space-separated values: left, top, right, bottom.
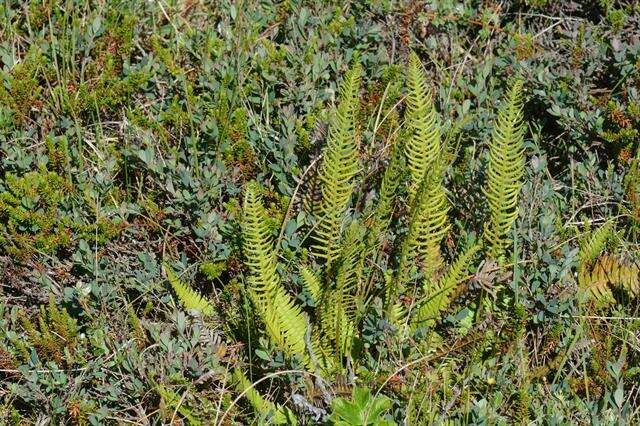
233, 369, 296, 425
319, 222, 365, 361
319, 291, 356, 363
579, 220, 615, 268
483, 79, 525, 259
156, 384, 201, 425
395, 167, 450, 291
412, 243, 481, 328
309, 329, 336, 372
312, 64, 362, 263
333, 222, 366, 304
164, 263, 215, 315
243, 182, 308, 361
366, 135, 405, 250
300, 266, 322, 305
404, 51, 442, 199
578, 255, 639, 304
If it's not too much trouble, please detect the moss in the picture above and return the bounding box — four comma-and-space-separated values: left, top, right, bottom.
200, 261, 227, 281
127, 107, 172, 143
151, 36, 182, 76
27, 0, 54, 30
45, 135, 70, 173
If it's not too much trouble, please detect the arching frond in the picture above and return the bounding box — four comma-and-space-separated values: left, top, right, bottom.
412, 243, 481, 329
483, 79, 525, 259
312, 64, 362, 263
164, 263, 215, 316
243, 182, 308, 361
579, 220, 615, 268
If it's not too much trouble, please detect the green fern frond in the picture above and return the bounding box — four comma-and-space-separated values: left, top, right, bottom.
396, 168, 451, 290
300, 266, 322, 305
309, 329, 336, 372
333, 222, 366, 303
164, 263, 215, 315
579, 220, 615, 269
312, 64, 362, 263
156, 384, 201, 425
483, 79, 525, 259
320, 292, 356, 362
412, 243, 481, 328
388, 301, 407, 328
366, 136, 405, 250
243, 182, 308, 361
233, 369, 296, 425
404, 51, 442, 199
319, 223, 365, 361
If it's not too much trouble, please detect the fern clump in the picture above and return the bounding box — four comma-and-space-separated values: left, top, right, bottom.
483, 79, 526, 259
162, 58, 532, 420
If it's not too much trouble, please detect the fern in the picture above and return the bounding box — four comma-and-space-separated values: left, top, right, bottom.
300, 266, 322, 305
412, 243, 481, 328
579, 220, 615, 268
233, 369, 296, 425
312, 64, 362, 263
395, 167, 450, 291
319, 222, 365, 361
243, 182, 308, 361
366, 135, 405, 251
483, 79, 526, 259
156, 384, 201, 425
579, 255, 639, 304
164, 263, 215, 316
404, 51, 442, 199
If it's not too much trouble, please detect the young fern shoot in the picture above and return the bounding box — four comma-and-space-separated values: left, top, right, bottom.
483, 79, 526, 259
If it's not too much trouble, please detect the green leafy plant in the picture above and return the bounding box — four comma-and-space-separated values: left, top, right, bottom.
312, 64, 362, 263
164, 263, 215, 315
483, 79, 525, 259
329, 387, 396, 426
577, 221, 639, 304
